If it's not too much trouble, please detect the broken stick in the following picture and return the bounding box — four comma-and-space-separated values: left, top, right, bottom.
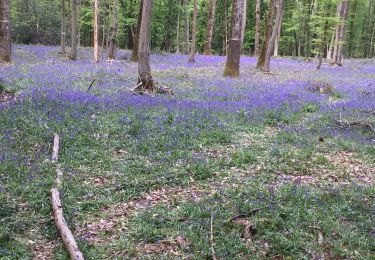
50, 134, 85, 260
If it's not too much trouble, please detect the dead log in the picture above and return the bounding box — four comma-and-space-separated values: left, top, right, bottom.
51, 189, 84, 260
335, 119, 375, 133
50, 133, 85, 260
51, 134, 60, 162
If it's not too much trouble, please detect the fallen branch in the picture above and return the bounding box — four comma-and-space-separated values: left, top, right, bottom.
51, 189, 85, 260
335, 119, 375, 133
210, 212, 217, 260
229, 207, 265, 222
263, 72, 278, 76
359, 109, 375, 116
86, 79, 97, 92
50, 134, 85, 260
51, 134, 60, 162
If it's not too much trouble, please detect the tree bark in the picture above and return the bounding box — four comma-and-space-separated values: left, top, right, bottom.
332, 0, 349, 65
108, 0, 119, 59
137, 0, 155, 90
223, 0, 244, 77
241, 0, 247, 49
70, 0, 78, 60
0, 0, 11, 63
254, 0, 261, 56
94, 0, 100, 62
203, 0, 217, 55
273, 14, 282, 56
326, 33, 334, 60
131, 0, 143, 62
101, 0, 109, 59
222, 0, 228, 55
60, 0, 66, 54
176, 2, 180, 54
335, 0, 348, 65
256, 0, 276, 69
262, 0, 285, 72
183, 0, 190, 54
188, 0, 198, 62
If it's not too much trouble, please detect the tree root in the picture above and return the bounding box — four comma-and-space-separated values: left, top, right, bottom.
132, 79, 174, 95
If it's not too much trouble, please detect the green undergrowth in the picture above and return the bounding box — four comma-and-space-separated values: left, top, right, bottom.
1, 85, 374, 259
122, 182, 374, 259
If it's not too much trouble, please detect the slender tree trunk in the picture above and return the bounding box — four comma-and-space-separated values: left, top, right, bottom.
77, 2, 81, 47
131, 0, 143, 62
326, 33, 334, 60
101, 0, 109, 60
188, 0, 198, 62
223, 0, 244, 77
0, 0, 11, 63
60, 0, 66, 54
222, 0, 228, 55
176, 3, 180, 53
70, 0, 78, 60
273, 16, 282, 56
108, 0, 119, 59
256, 0, 276, 69
254, 0, 261, 56
137, 0, 155, 90
94, 0, 100, 62
336, 0, 348, 65
203, 0, 217, 55
183, 0, 190, 54
332, 0, 344, 64
162, 0, 173, 52
241, 0, 247, 49
262, 0, 285, 72
370, 21, 375, 58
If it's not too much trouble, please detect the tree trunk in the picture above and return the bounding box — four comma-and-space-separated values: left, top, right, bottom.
137, 0, 155, 90
254, 0, 261, 56
70, 0, 78, 60
101, 0, 109, 60
203, 0, 217, 55
273, 15, 282, 56
131, 0, 143, 62
188, 0, 198, 62
335, 0, 348, 65
256, 0, 276, 69
176, 3, 180, 54
0, 0, 11, 63
94, 0, 100, 62
162, 0, 173, 52
223, 0, 244, 77
183, 0, 190, 54
222, 0, 228, 55
77, 2, 81, 47
108, 0, 119, 59
241, 0, 247, 49
262, 0, 285, 72
332, 0, 349, 65
60, 0, 66, 54
326, 33, 334, 60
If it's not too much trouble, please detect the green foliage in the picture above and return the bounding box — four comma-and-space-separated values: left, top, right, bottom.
9, 0, 374, 57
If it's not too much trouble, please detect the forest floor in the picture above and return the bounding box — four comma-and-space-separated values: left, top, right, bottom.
0, 45, 374, 259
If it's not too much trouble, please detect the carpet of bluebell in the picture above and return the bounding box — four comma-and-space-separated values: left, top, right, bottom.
0, 45, 374, 259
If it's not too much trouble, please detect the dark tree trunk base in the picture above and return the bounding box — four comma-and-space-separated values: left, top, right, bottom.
133, 80, 174, 95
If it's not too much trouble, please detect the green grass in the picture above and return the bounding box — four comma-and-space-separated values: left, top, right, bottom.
1, 67, 375, 259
